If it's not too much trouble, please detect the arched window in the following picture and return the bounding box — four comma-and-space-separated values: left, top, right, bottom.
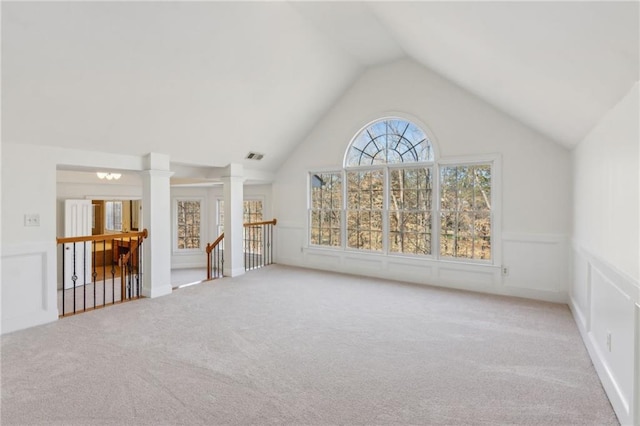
309, 116, 494, 262
345, 119, 433, 167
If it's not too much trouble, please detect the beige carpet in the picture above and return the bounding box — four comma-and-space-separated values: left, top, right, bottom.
1, 265, 617, 425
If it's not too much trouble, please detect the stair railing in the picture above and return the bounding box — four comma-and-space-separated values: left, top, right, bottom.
56, 229, 148, 317
206, 218, 277, 280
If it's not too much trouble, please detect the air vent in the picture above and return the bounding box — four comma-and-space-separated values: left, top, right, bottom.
246, 152, 264, 161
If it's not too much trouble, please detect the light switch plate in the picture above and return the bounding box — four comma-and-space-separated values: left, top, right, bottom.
24, 214, 40, 227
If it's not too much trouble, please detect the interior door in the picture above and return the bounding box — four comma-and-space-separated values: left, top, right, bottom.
64, 199, 93, 289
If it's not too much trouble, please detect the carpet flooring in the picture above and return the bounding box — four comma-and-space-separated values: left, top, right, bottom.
1, 265, 618, 425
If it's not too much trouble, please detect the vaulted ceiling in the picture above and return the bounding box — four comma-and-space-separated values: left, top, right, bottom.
2, 1, 638, 174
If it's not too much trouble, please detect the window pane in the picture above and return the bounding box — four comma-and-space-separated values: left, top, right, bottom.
310, 172, 342, 247
345, 119, 434, 166
474, 211, 491, 260
105, 201, 123, 232
177, 200, 201, 250
388, 167, 433, 255
440, 164, 492, 259
474, 166, 492, 210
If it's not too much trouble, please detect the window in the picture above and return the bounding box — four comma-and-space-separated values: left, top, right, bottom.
440, 165, 492, 260
310, 172, 342, 247
308, 117, 495, 263
345, 118, 433, 166
217, 199, 264, 235
105, 201, 122, 232
243, 200, 263, 224
176, 200, 201, 250
389, 167, 432, 255
346, 170, 383, 250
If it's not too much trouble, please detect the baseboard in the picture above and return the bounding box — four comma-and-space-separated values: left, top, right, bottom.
171, 263, 207, 269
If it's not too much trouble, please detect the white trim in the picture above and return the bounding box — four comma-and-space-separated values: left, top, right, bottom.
635, 303, 640, 426
438, 153, 501, 165
84, 195, 142, 200
307, 154, 501, 267
569, 243, 639, 425
343, 116, 438, 168
171, 262, 207, 269
573, 241, 639, 300
344, 111, 442, 163
502, 232, 567, 243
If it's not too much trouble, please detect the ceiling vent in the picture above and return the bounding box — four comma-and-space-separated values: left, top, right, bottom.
246, 152, 264, 161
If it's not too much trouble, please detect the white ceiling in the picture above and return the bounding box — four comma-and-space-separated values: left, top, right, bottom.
2, 1, 638, 174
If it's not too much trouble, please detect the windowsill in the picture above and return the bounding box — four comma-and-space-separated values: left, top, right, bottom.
303, 245, 498, 269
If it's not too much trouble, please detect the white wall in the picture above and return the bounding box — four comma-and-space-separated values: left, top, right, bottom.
273, 59, 572, 302
2, 144, 58, 333
1, 144, 145, 333
1, 140, 273, 334
570, 82, 639, 425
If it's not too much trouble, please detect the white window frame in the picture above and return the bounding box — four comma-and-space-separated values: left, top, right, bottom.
309, 171, 344, 248
344, 166, 385, 253
436, 154, 501, 265
216, 196, 265, 237
306, 116, 501, 266
173, 197, 204, 254
104, 200, 123, 233
386, 163, 436, 257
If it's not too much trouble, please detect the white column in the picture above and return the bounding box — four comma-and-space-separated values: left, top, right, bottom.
222, 163, 245, 277
141, 153, 173, 298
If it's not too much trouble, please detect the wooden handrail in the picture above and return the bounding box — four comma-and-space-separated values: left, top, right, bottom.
120, 236, 144, 266
205, 219, 277, 253
57, 229, 148, 245
206, 233, 225, 254
243, 219, 277, 227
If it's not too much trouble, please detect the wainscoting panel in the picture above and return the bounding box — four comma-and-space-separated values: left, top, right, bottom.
571, 249, 590, 330
502, 233, 568, 297
2, 242, 58, 334
306, 250, 343, 270
275, 224, 305, 266
438, 265, 495, 287
387, 260, 434, 284
570, 244, 639, 425
280, 229, 568, 302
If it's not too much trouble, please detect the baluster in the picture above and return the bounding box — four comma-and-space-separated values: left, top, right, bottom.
72, 243, 77, 315
92, 241, 97, 310
83, 241, 87, 312
61, 244, 65, 316
111, 238, 116, 304
103, 240, 106, 307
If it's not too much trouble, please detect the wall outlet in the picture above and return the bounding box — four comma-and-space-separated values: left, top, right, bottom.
24, 214, 40, 227
606, 331, 612, 352
502, 266, 509, 276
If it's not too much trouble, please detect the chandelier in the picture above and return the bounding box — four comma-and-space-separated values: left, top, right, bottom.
96, 172, 122, 180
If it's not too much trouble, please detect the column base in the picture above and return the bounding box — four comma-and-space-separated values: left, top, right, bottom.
142, 284, 173, 298
223, 267, 246, 278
